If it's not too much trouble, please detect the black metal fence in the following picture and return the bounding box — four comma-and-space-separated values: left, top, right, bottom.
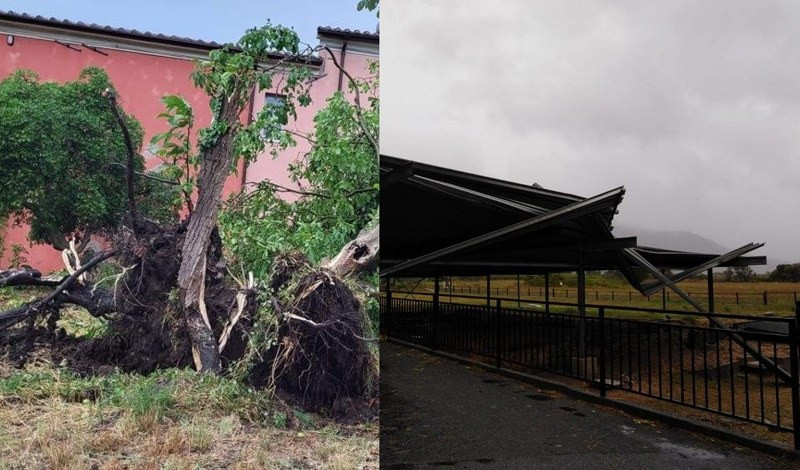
436, 285, 799, 307
381, 291, 800, 448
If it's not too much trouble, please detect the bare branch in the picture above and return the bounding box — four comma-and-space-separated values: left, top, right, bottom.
243, 180, 377, 200
105, 90, 139, 233
323, 46, 379, 158
0, 250, 116, 330
105, 162, 180, 185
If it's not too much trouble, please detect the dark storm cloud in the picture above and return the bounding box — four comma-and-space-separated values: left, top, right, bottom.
381, 0, 800, 265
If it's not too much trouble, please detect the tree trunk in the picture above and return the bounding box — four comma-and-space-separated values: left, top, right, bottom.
324, 224, 379, 278
176, 97, 242, 374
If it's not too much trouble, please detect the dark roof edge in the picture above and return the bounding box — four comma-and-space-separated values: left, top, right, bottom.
380, 154, 585, 204
0, 10, 322, 65
317, 26, 379, 43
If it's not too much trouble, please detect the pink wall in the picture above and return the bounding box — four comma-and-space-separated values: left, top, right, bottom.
244, 45, 378, 194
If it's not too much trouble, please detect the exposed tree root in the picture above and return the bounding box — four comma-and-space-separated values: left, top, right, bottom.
0, 224, 377, 420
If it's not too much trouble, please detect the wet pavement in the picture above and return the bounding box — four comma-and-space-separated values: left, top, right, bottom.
380, 342, 792, 469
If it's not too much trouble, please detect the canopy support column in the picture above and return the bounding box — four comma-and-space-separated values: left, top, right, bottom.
578, 251, 586, 358
433, 273, 440, 350
545, 273, 550, 314
707, 268, 715, 313
486, 274, 491, 307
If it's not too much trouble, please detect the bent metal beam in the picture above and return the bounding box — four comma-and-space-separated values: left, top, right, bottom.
623, 247, 791, 384
381, 186, 625, 277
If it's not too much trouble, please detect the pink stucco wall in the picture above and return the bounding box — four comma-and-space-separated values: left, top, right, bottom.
244, 46, 378, 194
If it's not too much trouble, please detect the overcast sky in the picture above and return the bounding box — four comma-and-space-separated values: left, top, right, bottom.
381, 0, 800, 265
0, 0, 377, 46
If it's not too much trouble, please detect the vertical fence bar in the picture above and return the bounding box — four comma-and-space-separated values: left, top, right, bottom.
599, 306, 606, 397
495, 298, 502, 369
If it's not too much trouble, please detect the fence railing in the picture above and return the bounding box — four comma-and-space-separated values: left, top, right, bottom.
426, 285, 799, 307
381, 291, 800, 448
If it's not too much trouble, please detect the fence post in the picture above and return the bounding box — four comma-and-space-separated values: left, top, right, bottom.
764, 291, 768, 306
789, 301, 800, 449
432, 274, 439, 350
599, 306, 606, 397
385, 284, 393, 339
495, 298, 502, 369
736, 292, 739, 305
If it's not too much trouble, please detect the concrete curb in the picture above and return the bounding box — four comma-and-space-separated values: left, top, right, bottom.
387, 338, 800, 462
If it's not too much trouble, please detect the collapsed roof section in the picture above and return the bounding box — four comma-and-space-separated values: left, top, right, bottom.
380, 155, 766, 293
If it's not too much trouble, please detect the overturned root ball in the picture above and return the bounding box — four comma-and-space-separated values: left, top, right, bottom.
268, 255, 373, 415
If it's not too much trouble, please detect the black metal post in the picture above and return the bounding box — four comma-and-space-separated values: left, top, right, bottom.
486, 274, 491, 307
545, 273, 550, 314
496, 298, 502, 368
432, 274, 440, 350
662, 269, 667, 312
578, 252, 586, 358
385, 278, 393, 338
599, 306, 606, 397
517, 274, 521, 308
789, 301, 800, 449
707, 268, 715, 313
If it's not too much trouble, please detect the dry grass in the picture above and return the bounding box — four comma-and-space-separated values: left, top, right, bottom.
0, 385, 378, 469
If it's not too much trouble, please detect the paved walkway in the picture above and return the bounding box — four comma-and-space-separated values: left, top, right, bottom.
380, 342, 790, 469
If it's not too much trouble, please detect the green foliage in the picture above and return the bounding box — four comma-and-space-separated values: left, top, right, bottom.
356, 0, 380, 15
0, 67, 177, 248
770, 263, 800, 282
149, 94, 198, 210
220, 63, 379, 279
150, 24, 314, 215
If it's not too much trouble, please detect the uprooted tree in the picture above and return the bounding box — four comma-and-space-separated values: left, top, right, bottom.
0, 23, 379, 416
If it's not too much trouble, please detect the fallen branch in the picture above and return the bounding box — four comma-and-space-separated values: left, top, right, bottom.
0, 268, 60, 288
0, 250, 116, 330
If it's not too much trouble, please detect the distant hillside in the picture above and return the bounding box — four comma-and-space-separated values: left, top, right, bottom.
613, 225, 730, 254
613, 225, 789, 273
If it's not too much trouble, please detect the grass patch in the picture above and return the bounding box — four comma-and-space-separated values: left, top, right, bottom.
0, 366, 270, 423
0, 363, 377, 468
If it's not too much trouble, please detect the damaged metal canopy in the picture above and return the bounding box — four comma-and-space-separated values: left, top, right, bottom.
380, 155, 766, 291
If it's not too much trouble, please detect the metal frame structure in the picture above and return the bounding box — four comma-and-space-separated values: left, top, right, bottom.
379, 155, 800, 445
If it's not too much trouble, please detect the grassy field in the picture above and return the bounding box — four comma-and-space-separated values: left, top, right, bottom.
389, 276, 800, 317
0, 287, 378, 469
